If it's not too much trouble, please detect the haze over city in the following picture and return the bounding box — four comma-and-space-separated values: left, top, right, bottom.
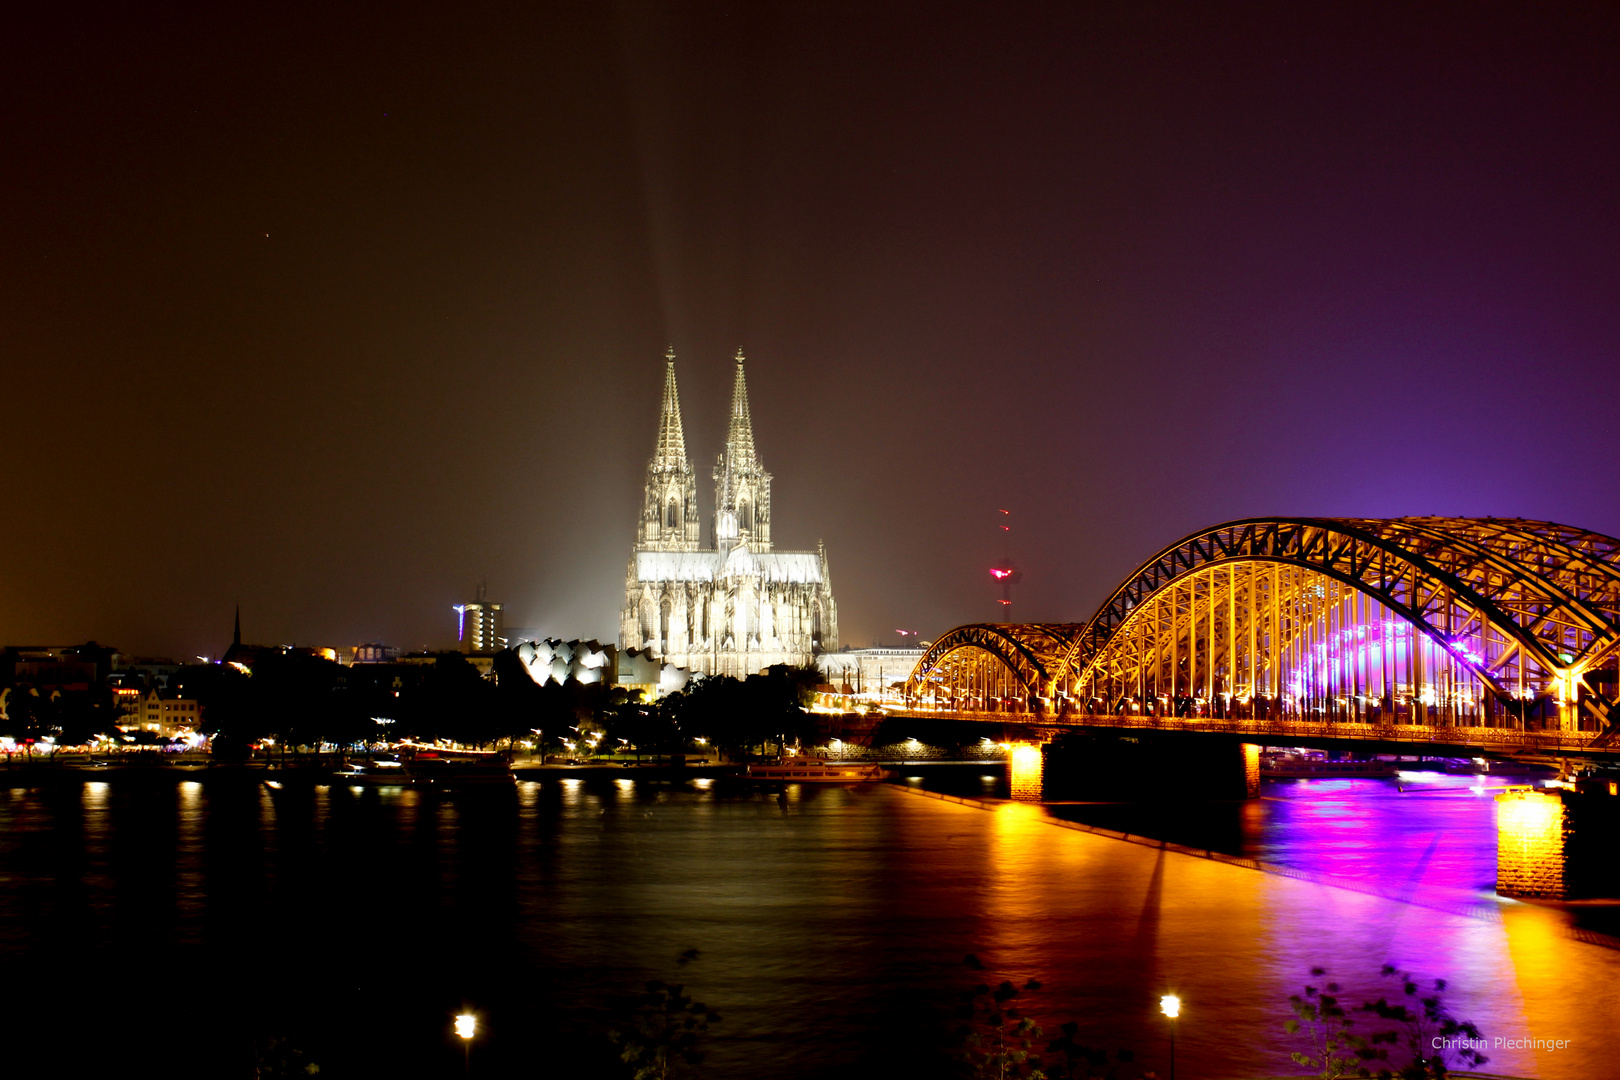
8, 3, 1620, 660
10, 6, 1620, 1080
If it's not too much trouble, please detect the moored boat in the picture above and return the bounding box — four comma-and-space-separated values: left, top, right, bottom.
333, 757, 414, 785
1261, 753, 1398, 778
408, 750, 516, 786
746, 758, 895, 782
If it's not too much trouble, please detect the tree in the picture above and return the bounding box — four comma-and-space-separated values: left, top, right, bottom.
1043, 1023, 1135, 1080
607, 949, 721, 1080
254, 1034, 320, 1077
1358, 966, 1488, 1079
955, 955, 1047, 1080
1285, 968, 1376, 1078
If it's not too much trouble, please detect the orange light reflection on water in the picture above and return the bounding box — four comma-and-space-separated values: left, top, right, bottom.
911, 791, 1618, 1080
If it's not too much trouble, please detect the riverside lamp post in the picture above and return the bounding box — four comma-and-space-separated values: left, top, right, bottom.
1158, 994, 1180, 1080
454, 1012, 477, 1074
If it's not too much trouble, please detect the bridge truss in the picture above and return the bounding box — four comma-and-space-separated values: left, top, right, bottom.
906, 518, 1620, 740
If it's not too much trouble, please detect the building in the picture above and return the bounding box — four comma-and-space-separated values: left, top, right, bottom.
351, 643, 400, 664
456, 582, 504, 655
1, 643, 122, 691
620, 348, 838, 678
511, 638, 693, 699
513, 638, 615, 685
396, 650, 497, 678
817, 647, 926, 698
220, 610, 337, 669
118, 688, 203, 736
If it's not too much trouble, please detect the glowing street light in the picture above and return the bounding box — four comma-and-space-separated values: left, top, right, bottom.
1159, 995, 1180, 1080
455, 1012, 477, 1074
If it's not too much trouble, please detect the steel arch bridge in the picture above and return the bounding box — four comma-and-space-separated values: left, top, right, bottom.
904, 518, 1620, 752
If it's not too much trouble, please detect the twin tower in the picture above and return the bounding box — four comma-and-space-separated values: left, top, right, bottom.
621, 348, 838, 678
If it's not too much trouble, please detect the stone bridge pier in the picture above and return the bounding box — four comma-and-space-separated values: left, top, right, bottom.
1496, 784, 1620, 900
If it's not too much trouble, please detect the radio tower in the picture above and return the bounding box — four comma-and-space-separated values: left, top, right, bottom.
989, 508, 1022, 622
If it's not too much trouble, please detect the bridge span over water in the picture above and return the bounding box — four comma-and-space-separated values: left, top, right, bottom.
899, 517, 1620, 763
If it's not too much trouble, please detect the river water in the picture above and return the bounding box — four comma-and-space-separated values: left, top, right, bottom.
0, 772, 1613, 1078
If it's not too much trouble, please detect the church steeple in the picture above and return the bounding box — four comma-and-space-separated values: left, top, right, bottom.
652, 345, 689, 472
713, 348, 772, 551
723, 348, 757, 465
636, 347, 701, 551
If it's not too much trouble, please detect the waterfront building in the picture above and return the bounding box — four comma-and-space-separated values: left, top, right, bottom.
620, 348, 838, 678
118, 687, 203, 736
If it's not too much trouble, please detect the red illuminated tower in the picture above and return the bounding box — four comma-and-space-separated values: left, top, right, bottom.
989, 509, 1022, 621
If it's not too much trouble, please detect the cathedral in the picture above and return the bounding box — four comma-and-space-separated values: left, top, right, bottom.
620, 348, 838, 678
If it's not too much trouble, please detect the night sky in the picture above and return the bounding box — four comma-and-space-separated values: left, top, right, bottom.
5, 2, 1620, 661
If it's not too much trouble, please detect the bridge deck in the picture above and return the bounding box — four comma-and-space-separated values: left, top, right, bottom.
885, 709, 1614, 759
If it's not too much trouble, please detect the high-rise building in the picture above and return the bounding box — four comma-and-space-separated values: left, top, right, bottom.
621, 348, 837, 678
456, 582, 504, 655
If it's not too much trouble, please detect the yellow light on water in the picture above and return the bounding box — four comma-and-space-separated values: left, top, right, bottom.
1160, 994, 1181, 1018
454, 1013, 477, 1040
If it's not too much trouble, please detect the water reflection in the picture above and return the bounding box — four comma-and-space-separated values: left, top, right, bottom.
0, 776, 1611, 1079
175, 781, 205, 933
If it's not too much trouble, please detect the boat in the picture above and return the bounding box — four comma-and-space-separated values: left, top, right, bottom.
1440, 757, 1554, 777
746, 758, 896, 782
408, 750, 516, 786
1261, 753, 1398, 779
333, 757, 414, 786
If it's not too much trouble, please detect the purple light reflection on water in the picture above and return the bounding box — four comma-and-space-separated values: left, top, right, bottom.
1258, 772, 1527, 899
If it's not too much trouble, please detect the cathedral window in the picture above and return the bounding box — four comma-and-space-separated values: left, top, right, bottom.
738, 500, 751, 532
666, 499, 679, 528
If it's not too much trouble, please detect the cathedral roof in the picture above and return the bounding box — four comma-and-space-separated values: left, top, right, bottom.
634, 550, 824, 584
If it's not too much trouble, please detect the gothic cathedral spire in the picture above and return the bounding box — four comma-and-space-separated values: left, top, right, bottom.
713, 348, 772, 551
636, 347, 701, 551
653, 345, 688, 472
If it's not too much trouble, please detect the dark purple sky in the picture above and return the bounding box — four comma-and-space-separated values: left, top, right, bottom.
5, 2, 1620, 660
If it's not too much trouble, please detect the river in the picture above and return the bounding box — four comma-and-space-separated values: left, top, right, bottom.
0, 771, 1612, 1078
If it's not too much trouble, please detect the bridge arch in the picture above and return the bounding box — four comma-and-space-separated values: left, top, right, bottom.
907, 518, 1620, 731
907, 623, 1083, 711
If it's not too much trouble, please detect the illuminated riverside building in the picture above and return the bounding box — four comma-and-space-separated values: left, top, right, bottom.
621, 348, 838, 678
117, 688, 203, 736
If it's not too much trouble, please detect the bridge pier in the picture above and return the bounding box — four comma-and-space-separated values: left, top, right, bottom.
1008, 742, 1045, 801
1495, 784, 1620, 900
1039, 730, 1261, 802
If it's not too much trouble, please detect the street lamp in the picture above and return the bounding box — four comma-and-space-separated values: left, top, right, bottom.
1159, 994, 1180, 1080
454, 1012, 476, 1074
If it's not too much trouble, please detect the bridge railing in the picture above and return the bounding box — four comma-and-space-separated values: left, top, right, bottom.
888, 706, 1604, 755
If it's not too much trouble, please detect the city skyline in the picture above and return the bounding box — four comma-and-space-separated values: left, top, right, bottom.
7, 4, 1620, 662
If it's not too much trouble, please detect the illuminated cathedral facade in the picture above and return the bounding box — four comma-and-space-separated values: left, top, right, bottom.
620, 348, 838, 678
